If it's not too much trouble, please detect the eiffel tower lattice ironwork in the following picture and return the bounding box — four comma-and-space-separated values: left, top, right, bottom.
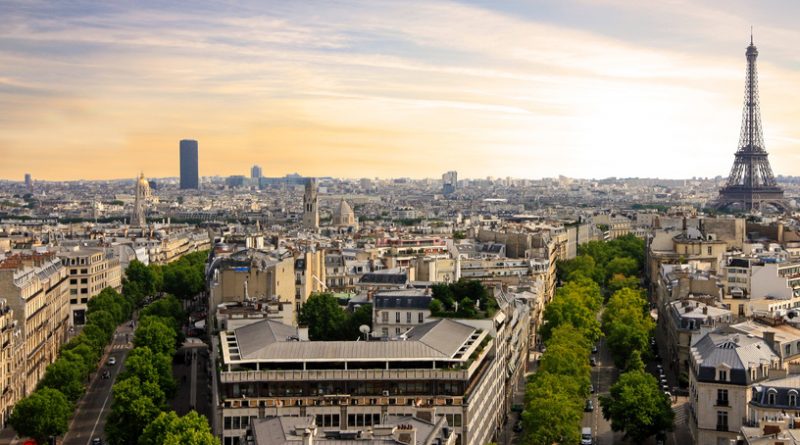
716, 34, 786, 212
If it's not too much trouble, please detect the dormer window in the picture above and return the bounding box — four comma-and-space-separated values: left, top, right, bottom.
768, 388, 778, 405
790, 392, 797, 407
718, 370, 728, 382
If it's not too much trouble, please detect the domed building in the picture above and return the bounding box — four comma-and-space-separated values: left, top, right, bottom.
131, 172, 151, 227
331, 198, 358, 231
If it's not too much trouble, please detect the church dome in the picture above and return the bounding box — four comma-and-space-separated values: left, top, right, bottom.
333, 198, 355, 226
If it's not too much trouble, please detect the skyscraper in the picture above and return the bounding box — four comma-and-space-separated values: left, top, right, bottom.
442, 170, 457, 196
251, 165, 263, 179
24, 173, 32, 193
179, 139, 199, 190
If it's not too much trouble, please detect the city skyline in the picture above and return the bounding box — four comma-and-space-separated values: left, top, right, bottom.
3, 1, 800, 181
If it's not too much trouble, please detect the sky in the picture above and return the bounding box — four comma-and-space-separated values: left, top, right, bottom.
2, 0, 800, 181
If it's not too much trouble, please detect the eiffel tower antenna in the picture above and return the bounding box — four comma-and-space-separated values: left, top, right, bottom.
715, 33, 786, 212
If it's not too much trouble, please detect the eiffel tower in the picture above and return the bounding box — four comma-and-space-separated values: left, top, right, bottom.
716, 34, 786, 212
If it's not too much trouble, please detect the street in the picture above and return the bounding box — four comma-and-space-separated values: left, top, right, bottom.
583, 337, 623, 445
62, 322, 135, 445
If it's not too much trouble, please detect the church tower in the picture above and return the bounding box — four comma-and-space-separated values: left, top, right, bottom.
303, 178, 319, 231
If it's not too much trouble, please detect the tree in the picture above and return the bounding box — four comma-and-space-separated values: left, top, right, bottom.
347, 304, 373, 340
38, 356, 87, 402
106, 377, 166, 445
139, 411, 219, 445
123, 347, 176, 398
522, 373, 583, 445
600, 370, 674, 443
602, 288, 654, 368
134, 317, 178, 356
124, 260, 158, 305
298, 293, 349, 341
605, 257, 639, 283
9, 388, 72, 443
428, 299, 443, 316
141, 294, 185, 332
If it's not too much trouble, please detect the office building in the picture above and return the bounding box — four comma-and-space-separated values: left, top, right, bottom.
251, 165, 263, 179
180, 139, 199, 190
23, 174, 32, 193
442, 171, 457, 196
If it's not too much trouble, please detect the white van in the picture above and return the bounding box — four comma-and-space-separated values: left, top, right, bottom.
580, 427, 592, 445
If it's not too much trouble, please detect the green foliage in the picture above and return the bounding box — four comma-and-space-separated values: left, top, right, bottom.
600, 370, 674, 443
161, 254, 205, 300
106, 377, 166, 445
134, 317, 178, 356
124, 260, 159, 306
602, 288, 655, 369
141, 294, 186, 332
522, 373, 583, 445
9, 387, 72, 443
539, 278, 602, 342
298, 294, 372, 341
430, 279, 497, 318
38, 356, 87, 402
88, 287, 132, 324
122, 347, 177, 399
428, 299, 444, 316
139, 411, 219, 445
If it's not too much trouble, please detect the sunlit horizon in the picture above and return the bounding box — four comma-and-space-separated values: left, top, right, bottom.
2, 1, 800, 182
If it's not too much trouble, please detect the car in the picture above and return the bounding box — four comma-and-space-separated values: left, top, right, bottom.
584, 399, 594, 412
581, 427, 593, 445
108, 357, 116, 366
513, 420, 523, 433
591, 345, 598, 354
589, 384, 594, 393
590, 357, 597, 366
92, 438, 103, 445
102, 370, 110, 379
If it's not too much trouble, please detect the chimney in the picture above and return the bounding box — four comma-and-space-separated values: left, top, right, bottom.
764, 331, 776, 352
703, 306, 708, 315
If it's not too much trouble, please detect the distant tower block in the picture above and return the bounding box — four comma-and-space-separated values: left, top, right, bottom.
716, 35, 786, 212
180, 139, 199, 190
442, 170, 457, 196
303, 178, 320, 231
24, 173, 32, 193
251, 165, 263, 179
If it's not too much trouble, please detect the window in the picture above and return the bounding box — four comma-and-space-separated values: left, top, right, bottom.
382, 328, 388, 337
396, 328, 401, 335
790, 393, 797, 406
406, 312, 411, 323
768, 391, 776, 405
718, 370, 728, 382
418, 312, 424, 323
382, 312, 388, 323
81, 269, 88, 274
395, 312, 400, 323
716, 389, 728, 406
716, 411, 728, 431
707, 246, 712, 255
70, 279, 77, 285
787, 344, 792, 356
80, 278, 88, 284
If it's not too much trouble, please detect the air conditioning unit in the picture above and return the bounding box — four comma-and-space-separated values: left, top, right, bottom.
382, 390, 390, 397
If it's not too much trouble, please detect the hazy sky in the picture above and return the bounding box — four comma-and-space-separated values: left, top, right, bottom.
2, 0, 800, 181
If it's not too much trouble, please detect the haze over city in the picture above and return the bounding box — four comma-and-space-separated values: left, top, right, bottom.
2, 0, 800, 181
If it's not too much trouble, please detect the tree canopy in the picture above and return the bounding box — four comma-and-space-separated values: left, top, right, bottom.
9, 387, 72, 444
139, 411, 219, 445
600, 370, 674, 443
298, 293, 373, 341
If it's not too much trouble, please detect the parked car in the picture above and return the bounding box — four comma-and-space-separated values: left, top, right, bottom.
92, 438, 103, 445
591, 345, 598, 354
102, 370, 110, 379
108, 357, 116, 366
589, 384, 594, 393
584, 399, 594, 412
590, 357, 597, 366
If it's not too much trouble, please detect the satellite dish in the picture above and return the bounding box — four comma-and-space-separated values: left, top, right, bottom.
359, 325, 371, 334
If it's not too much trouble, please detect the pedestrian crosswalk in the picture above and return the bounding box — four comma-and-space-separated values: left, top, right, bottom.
112, 343, 132, 350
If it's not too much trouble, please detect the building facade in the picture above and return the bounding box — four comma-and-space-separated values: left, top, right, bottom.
180, 139, 199, 190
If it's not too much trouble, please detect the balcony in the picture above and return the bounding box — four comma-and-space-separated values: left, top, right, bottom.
715, 399, 729, 407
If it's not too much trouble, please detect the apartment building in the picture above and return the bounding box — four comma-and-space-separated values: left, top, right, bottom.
689, 331, 781, 445
0, 299, 17, 426
58, 247, 122, 325
372, 289, 432, 338
216, 315, 515, 445
208, 249, 296, 326
0, 253, 70, 398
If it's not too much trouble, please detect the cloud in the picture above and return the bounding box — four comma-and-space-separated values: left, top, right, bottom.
0, 0, 799, 180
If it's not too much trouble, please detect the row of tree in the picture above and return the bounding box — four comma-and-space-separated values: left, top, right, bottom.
9, 286, 134, 443
124, 251, 207, 304
561, 235, 674, 442
522, 266, 605, 444
298, 293, 373, 341
107, 293, 217, 445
